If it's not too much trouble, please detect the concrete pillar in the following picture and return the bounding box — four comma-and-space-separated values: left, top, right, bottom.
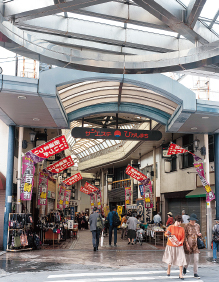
214, 134, 219, 220
16, 127, 23, 213
3, 125, 15, 251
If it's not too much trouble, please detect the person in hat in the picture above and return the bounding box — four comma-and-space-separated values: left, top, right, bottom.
212, 218, 219, 262
162, 215, 186, 280
183, 213, 202, 279
89, 207, 103, 251
166, 212, 174, 227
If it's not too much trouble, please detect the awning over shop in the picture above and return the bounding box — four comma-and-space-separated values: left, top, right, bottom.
186, 186, 215, 198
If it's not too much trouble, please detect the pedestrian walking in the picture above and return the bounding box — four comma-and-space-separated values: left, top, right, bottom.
182, 210, 189, 224
153, 212, 162, 224
107, 206, 120, 246
212, 218, 219, 263
183, 213, 202, 279
127, 214, 141, 245
166, 212, 174, 227
89, 207, 103, 251
121, 214, 128, 239
162, 215, 186, 280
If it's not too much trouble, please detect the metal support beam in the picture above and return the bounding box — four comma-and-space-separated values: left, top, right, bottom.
4, 0, 111, 22
209, 9, 219, 29
16, 126, 23, 213
118, 81, 123, 107
153, 146, 156, 211
214, 133, 219, 220
186, 0, 206, 29
3, 125, 15, 251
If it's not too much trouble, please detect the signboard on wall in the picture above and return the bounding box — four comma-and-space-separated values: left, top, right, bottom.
71, 127, 162, 141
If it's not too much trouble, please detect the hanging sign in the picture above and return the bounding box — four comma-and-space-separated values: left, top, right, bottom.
64, 189, 71, 208
125, 187, 132, 208
117, 205, 123, 221
38, 171, 49, 205
63, 172, 82, 185
80, 186, 90, 195
137, 199, 144, 222
90, 193, 96, 212
20, 156, 35, 201
57, 184, 66, 210
144, 191, 154, 208
71, 127, 162, 141
96, 190, 102, 212
194, 163, 215, 202
47, 156, 74, 174
139, 185, 144, 197
167, 143, 188, 155
126, 165, 147, 181
31, 135, 69, 159
84, 182, 99, 193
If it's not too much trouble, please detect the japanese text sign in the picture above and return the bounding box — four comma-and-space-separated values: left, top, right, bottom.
31, 135, 69, 159
194, 163, 215, 202
38, 171, 48, 205
84, 182, 99, 192
47, 156, 74, 173
71, 127, 162, 141
20, 156, 35, 201
125, 187, 131, 209
96, 190, 102, 211
90, 194, 96, 212
57, 184, 66, 210
63, 172, 82, 185
167, 143, 188, 155
64, 189, 71, 208
126, 165, 147, 181
80, 186, 90, 195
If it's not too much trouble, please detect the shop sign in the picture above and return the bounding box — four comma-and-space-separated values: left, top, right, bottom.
57, 184, 66, 210
137, 199, 144, 222
64, 189, 71, 208
47, 156, 74, 174
126, 204, 137, 209
96, 190, 102, 212
125, 187, 131, 209
38, 171, 48, 205
126, 165, 147, 181
63, 172, 82, 185
117, 205, 123, 221
31, 135, 69, 159
139, 185, 144, 197
194, 163, 215, 202
20, 156, 35, 201
71, 127, 162, 141
167, 143, 188, 155
70, 207, 75, 220
84, 182, 99, 193
80, 186, 90, 195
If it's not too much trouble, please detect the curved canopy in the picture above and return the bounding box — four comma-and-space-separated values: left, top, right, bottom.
1, 0, 219, 75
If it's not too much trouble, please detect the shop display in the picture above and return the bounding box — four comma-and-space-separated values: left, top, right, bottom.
7, 213, 40, 251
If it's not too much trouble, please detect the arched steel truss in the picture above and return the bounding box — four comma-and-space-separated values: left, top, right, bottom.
1, 0, 219, 74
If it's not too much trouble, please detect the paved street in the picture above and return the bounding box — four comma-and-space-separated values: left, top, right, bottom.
0, 230, 218, 282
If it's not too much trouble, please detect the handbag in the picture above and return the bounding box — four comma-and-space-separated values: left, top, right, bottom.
100, 231, 104, 247
14, 235, 21, 248
20, 232, 28, 247
197, 237, 205, 249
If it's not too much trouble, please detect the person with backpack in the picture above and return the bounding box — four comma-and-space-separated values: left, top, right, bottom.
212, 218, 219, 262
107, 206, 120, 247
89, 207, 103, 251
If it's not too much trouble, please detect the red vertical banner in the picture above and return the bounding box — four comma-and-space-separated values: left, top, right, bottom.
38, 171, 48, 205
125, 187, 131, 208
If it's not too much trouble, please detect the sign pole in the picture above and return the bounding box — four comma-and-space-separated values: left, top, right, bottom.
16, 126, 23, 213
153, 146, 156, 212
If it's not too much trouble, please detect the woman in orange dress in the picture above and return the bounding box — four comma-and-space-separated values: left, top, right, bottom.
162, 215, 187, 280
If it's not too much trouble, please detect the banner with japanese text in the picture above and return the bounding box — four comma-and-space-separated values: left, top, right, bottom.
125, 187, 131, 208
38, 171, 49, 205
126, 165, 147, 181
63, 172, 82, 185
80, 186, 90, 195
64, 189, 71, 208
167, 143, 188, 155
194, 163, 215, 202
96, 190, 102, 212
140, 178, 153, 208
27, 135, 69, 163
84, 182, 99, 193
90, 194, 96, 213
20, 156, 35, 201
117, 205, 123, 221
57, 184, 66, 210
47, 156, 74, 174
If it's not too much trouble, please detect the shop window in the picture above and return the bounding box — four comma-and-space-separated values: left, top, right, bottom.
180, 134, 194, 169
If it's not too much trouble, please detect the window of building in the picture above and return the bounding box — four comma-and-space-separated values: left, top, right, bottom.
180, 134, 194, 169
209, 134, 214, 162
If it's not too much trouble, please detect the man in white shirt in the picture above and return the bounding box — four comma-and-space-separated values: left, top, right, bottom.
153, 212, 161, 224
182, 210, 189, 224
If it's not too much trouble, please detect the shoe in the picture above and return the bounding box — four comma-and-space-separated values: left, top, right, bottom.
194, 274, 200, 279
96, 246, 98, 250
183, 267, 186, 275
179, 277, 184, 280
131, 243, 134, 245
93, 247, 96, 251
114, 244, 117, 247
213, 259, 217, 263
128, 242, 130, 245
167, 274, 170, 277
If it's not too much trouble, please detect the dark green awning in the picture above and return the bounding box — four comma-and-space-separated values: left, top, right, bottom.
186, 186, 215, 198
